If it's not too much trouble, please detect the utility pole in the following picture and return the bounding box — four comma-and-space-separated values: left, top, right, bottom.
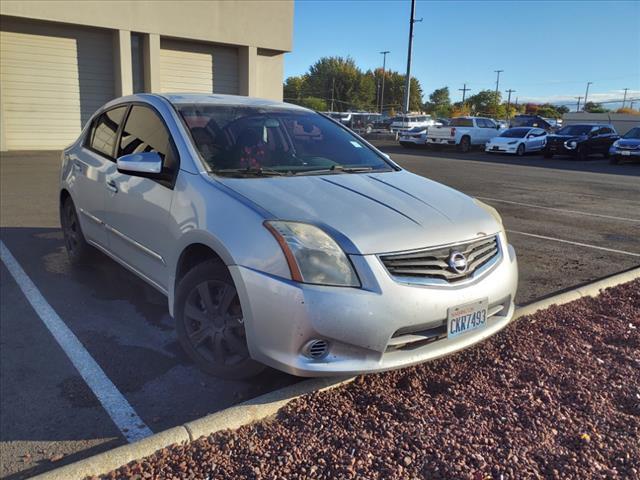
622, 88, 629, 109
459, 83, 471, 105
505, 89, 516, 121
330, 77, 335, 111
403, 0, 421, 113
575, 96, 583, 112
379, 50, 390, 114
583, 82, 592, 110
494, 69, 503, 118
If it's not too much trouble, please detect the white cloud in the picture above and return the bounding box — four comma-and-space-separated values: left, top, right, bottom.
518, 89, 640, 106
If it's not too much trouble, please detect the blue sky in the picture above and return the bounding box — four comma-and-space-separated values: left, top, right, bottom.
285, 0, 640, 107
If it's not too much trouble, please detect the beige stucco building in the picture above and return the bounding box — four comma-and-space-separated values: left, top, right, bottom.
0, 0, 293, 150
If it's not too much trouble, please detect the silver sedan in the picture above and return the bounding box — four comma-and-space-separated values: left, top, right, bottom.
60, 93, 518, 378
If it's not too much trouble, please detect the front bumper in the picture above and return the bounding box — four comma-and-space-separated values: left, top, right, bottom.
610, 147, 640, 159
485, 143, 517, 153
230, 233, 518, 377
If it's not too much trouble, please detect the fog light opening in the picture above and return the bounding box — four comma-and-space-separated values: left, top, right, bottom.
302, 339, 330, 360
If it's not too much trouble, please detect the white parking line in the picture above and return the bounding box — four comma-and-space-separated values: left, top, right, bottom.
478, 196, 640, 223
0, 240, 152, 443
506, 230, 640, 258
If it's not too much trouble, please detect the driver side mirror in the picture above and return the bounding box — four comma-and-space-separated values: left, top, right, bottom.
117, 152, 163, 175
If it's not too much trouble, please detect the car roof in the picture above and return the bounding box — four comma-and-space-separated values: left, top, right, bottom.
158, 93, 309, 111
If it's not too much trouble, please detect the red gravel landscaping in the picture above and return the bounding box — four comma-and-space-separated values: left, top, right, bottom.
102, 279, 640, 480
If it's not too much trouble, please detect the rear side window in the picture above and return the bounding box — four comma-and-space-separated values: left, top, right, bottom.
118, 105, 179, 187
87, 107, 127, 158
449, 118, 473, 127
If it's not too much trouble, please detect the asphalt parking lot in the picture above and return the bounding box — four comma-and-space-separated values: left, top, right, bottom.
1, 147, 639, 478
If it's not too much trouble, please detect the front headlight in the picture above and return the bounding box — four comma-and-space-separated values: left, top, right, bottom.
612, 140, 620, 148
507, 140, 518, 145
473, 198, 503, 226
265, 221, 360, 287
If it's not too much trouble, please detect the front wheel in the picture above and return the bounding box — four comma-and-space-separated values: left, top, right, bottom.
516, 143, 525, 156
543, 150, 553, 159
60, 196, 93, 265
175, 260, 265, 379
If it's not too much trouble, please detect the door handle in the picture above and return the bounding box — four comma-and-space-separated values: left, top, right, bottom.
106, 180, 118, 194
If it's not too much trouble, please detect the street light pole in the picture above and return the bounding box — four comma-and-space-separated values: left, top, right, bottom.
379, 50, 390, 114
403, 0, 421, 114
583, 82, 592, 110
575, 96, 583, 112
494, 70, 503, 118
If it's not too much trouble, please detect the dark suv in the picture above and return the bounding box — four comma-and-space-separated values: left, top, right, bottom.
511, 115, 553, 132
544, 124, 619, 160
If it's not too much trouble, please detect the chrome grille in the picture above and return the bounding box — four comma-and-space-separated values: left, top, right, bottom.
380, 235, 500, 284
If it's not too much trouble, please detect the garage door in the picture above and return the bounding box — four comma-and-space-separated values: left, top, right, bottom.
0, 17, 115, 150
160, 39, 238, 95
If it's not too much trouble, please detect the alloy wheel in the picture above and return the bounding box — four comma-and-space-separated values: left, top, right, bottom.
183, 280, 249, 366
63, 201, 80, 254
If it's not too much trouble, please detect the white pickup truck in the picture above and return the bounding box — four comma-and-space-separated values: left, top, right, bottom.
426, 117, 502, 152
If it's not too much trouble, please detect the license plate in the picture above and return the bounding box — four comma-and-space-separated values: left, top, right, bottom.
621, 151, 631, 156
447, 299, 488, 338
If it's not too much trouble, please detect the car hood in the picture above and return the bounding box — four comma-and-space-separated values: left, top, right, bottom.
617, 139, 640, 147
548, 134, 585, 142
217, 170, 500, 255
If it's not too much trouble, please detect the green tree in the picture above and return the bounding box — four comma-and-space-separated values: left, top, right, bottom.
466, 90, 501, 116
297, 97, 327, 111
425, 86, 451, 118
584, 102, 609, 113
283, 75, 307, 103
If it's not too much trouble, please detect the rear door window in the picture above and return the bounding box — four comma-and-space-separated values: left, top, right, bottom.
449, 118, 473, 127
87, 106, 128, 159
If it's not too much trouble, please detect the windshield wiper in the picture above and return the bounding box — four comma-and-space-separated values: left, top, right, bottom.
213, 167, 288, 177
296, 165, 375, 176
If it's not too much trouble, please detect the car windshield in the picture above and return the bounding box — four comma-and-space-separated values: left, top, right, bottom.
499, 128, 530, 138
623, 127, 640, 139
177, 105, 393, 176
556, 125, 593, 136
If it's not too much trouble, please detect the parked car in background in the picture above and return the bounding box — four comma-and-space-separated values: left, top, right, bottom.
510, 115, 554, 132
544, 124, 619, 160
349, 113, 382, 134
390, 115, 436, 133
373, 115, 394, 131
398, 126, 428, 148
426, 117, 502, 153
609, 126, 640, 164
485, 127, 547, 156
436, 118, 450, 126
60, 93, 518, 378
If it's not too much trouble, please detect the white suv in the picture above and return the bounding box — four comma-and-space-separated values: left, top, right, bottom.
390, 115, 436, 133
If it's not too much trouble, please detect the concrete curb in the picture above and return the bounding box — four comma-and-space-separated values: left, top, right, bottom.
512, 266, 640, 321
33, 267, 640, 479
31, 376, 354, 480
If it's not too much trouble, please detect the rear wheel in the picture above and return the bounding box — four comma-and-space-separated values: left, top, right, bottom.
459, 136, 471, 153
60, 196, 93, 265
175, 260, 265, 379
516, 143, 525, 156
576, 145, 587, 161
543, 149, 553, 159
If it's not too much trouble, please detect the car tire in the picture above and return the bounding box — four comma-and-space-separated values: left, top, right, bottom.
543, 150, 553, 159
516, 143, 525, 156
576, 146, 587, 161
175, 260, 265, 379
459, 136, 471, 153
603, 149, 610, 159
60, 196, 94, 265
609, 156, 620, 165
